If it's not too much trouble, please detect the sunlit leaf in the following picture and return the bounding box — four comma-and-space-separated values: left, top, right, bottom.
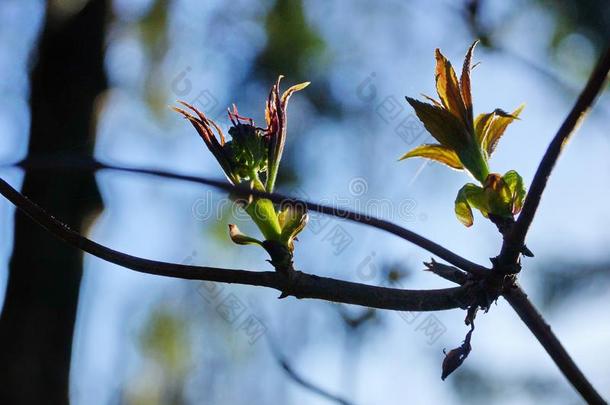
281, 81, 311, 104
278, 203, 308, 252
266, 76, 309, 193
435, 49, 468, 126
502, 170, 526, 215
482, 173, 511, 217
398, 144, 464, 170
454, 183, 484, 227
483, 104, 525, 156
456, 147, 490, 184
174, 102, 240, 185
467, 185, 492, 217
405, 97, 469, 150
460, 40, 479, 129
474, 112, 495, 147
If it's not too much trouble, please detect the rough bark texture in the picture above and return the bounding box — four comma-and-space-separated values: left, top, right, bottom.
0, 1, 106, 403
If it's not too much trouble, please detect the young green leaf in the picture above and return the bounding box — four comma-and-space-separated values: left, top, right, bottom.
474, 112, 495, 147
460, 40, 479, 130
435, 49, 468, 127
278, 203, 308, 252
483, 104, 525, 156
265, 77, 310, 193
455, 183, 484, 227
502, 170, 526, 215
399, 144, 464, 170
405, 97, 470, 151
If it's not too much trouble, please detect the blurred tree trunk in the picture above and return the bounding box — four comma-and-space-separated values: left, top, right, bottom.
0, 0, 107, 403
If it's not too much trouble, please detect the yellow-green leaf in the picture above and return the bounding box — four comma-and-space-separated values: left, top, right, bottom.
482, 173, 511, 217
406, 97, 469, 151
278, 203, 308, 252
483, 104, 525, 156
474, 112, 495, 147
460, 40, 479, 129
281, 80, 311, 105
455, 183, 484, 227
435, 48, 468, 127
398, 144, 464, 170
502, 170, 526, 215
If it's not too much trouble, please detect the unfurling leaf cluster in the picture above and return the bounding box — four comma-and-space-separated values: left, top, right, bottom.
400, 41, 526, 227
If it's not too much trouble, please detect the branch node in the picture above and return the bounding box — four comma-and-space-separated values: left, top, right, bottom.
423, 258, 468, 285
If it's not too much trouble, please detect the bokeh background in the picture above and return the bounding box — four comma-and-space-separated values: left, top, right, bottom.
0, 0, 609, 404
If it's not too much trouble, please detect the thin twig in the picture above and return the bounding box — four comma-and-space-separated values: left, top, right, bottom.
503, 284, 607, 405
0, 176, 472, 312
424, 258, 469, 285
425, 259, 607, 403
267, 335, 354, 405
276, 357, 354, 405
10, 157, 490, 276
499, 46, 610, 265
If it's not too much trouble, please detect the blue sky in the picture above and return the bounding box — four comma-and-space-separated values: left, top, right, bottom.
1, 0, 609, 403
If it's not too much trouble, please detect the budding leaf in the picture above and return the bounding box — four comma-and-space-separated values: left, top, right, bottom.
502, 170, 526, 215
228, 224, 263, 246
402, 42, 527, 229
474, 111, 496, 147
226, 124, 269, 180
454, 171, 527, 227
459, 40, 478, 126
455, 183, 484, 227
278, 203, 308, 252
399, 144, 464, 170
482, 105, 524, 156
405, 97, 469, 151
435, 48, 468, 126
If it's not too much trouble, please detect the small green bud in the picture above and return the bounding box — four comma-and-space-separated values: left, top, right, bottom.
455, 170, 526, 227
225, 123, 269, 181
278, 202, 308, 253
175, 77, 310, 268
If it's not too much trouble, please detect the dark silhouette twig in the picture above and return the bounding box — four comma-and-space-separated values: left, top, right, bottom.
499, 46, 610, 267
267, 335, 354, 405
276, 357, 353, 405
503, 285, 607, 405
0, 176, 472, 312
10, 157, 490, 277
425, 260, 607, 404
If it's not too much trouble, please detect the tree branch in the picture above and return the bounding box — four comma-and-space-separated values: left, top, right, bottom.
503, 284, 607, 405
11, 157, 490, 277
499, 45, 610, 265
267, 335, 354, 405
426, 260, 607, 403
6, 47, 608, 400
0, 176, 472, 312
276, 356, 353, 405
